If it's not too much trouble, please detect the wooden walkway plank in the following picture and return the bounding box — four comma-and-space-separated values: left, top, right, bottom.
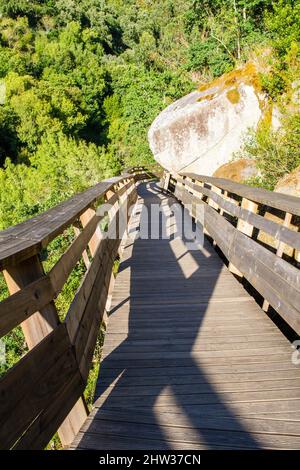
71, 182, 300, 450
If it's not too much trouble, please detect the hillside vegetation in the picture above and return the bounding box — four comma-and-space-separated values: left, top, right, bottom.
0, 1, 299, 229
0, 1, 299, 444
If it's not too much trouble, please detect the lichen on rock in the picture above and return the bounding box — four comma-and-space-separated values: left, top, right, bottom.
213, 159, 259, 183
226, 88, 240, 105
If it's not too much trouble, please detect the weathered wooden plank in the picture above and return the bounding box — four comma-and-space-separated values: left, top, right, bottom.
184, 181, 300, 250
0, 176, 132, 269
0, 169, 143, 450
50, 211, 104, 295
72, 432, 210, 450
182, 172, 300, 216
0, 324, 77, 449
95, 387, 300, 408
99, 362, 299, 379
65, 237, 114, 343
80, 408, 300, 438
0, 275, 54, 338
186, 194, 300, 333
0, 208, 108, 339
73, 416, 300, 449
74, 248, 114, 371
78, 275, 112, 382
97, 368, 300, 387
98, 379, 300, 398
71, 181, 300, 451
138, 398, 300, 416
3, 255, 60, 350
13, 370, 85, 450
102, 338, 288, 356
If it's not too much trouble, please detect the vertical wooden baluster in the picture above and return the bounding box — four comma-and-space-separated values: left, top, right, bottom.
193, 179, 210, 236
163, 172, 171, 192
3, 256, 59, 349
276, 212, 293, 258
3, 255, 88, 447
217, 188, 225, 216
189, 177, 196, 221
73, 222, 91, 270
208, 184, 219, 211
80, 207, 102, 257
207, 184, 221, 245
263, 211, 292, 312
295, 236, 300, 264
229, 197, 258, 277
174, 173, 183, 201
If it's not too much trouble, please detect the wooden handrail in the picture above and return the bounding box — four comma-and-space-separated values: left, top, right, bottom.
0, 167, 151, 450
163, 170, 300, 335
182, 172, 300, 216
0, 176, 125, 270
1, 161, 299, 450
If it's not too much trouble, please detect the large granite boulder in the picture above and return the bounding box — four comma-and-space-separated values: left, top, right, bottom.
212, 158, 259, 183
148, 63, 271, 175
275, 166, 300, 197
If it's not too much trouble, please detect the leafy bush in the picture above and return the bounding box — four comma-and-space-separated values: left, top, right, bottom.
241, 113, 300, 190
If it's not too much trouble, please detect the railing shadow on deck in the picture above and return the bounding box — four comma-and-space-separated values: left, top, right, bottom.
80, 182, 261, 449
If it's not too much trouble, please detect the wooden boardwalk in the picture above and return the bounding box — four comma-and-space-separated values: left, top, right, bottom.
71, 182, 300, 450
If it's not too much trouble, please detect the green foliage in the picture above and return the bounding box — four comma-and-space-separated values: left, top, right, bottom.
0, 105, 20, 164
0, 1, 299, 446
266, 0, 300, 57
0, 1, 54, 27
105, 64, 193, 166
0, 133, 120, 230
187, 38, 234, 77
184, 0, 272, 78
241, 113, 300, 190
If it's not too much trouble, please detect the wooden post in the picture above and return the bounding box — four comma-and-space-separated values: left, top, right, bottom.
229, 197, 258, 277
3, 255, 88, 447
276, 212, 293, 258
163, 172, 171, 192
3, 256, 59, 348
174, 173, 184, 201
80, 207, 102, 257
192, 179, 210, 237
207, 184, 221, 245
218, 189, 225, 217
208, 184, 219, 211
73, 223, 91, 270
263, 212, 292, 312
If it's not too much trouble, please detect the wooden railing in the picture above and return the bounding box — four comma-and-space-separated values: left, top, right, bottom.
1, 161, 299, 450
0, 167, 152, 450
162, 170, 300, 336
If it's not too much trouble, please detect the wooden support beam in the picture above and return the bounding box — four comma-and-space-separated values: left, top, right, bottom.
73, 223, 91, 270
3, 255, 88, 448
3, 256, 59, 349
80, 207, 102, 257
163, 172, 171, 192
207, 184, 219, 211
229, 197, 258, 277
263, 212, 292, 312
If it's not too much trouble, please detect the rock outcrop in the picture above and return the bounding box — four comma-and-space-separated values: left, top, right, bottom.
275, 166, 300, 197
212, 159, 259, 183
148, 63, 273, 175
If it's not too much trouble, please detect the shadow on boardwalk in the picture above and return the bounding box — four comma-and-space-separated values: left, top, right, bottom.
79, 182, 261, 449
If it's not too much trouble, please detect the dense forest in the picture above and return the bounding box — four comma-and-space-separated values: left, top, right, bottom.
0, 0, 299, 447
0, 0, 299, 229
